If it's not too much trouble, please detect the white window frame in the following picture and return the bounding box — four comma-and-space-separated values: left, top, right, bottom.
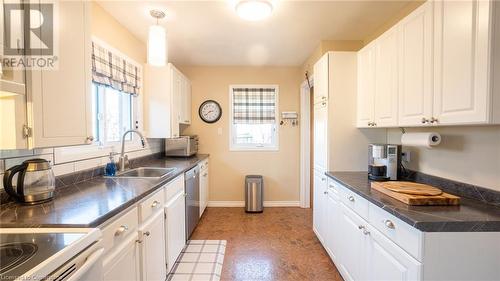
229, 84, 279, 152
54, 37, 144, 164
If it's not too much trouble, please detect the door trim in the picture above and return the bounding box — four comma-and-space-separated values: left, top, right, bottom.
300, 77, 313, 208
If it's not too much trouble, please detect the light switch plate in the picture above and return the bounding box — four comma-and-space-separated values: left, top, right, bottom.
217, 127, 222, 135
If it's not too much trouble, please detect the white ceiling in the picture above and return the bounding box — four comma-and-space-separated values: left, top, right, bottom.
97, 0, 413, 66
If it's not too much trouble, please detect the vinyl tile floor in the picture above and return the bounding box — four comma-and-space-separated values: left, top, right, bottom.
190, 207, 343, 281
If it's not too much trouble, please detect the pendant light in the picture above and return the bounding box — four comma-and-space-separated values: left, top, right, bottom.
235, 0, 273, 21
148, 10, 167, 66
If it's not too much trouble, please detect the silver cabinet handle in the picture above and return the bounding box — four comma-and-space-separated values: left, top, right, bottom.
323, 191, 328, 195
136, 239, 143, 244
421, 117, 429, 124
358, 225, 365, 230
86, 136, 94, 143
363, 229, 370, 235
151, 200, 160, 208
143, 231, 150, 237
348, 195, 355, 202
114, 225, 128, 237
321, 96, 326, 100
203, 173, 208, 177
430, 117, 439, 124
184, 193, 188, 197
384, 219, 395, 229
321, 177, 326, 182
328, 184, 335, 189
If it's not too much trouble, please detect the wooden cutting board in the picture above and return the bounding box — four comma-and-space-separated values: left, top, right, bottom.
371, 182, 460, 206
376, 181, 443, 196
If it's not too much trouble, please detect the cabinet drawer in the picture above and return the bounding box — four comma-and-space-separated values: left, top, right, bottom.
368, 204, 423, 261
165, 174, 185, 203
327, 179, 340, 199
139, 189, 164, 222
335, 182, 369, 219
101, 207, 139, 255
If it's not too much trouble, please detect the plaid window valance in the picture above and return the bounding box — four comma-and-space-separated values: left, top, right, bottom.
91, 41, 141, 96
232, 87, 277, 124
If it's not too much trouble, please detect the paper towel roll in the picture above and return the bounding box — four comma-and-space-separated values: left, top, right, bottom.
401, 132, 441, 148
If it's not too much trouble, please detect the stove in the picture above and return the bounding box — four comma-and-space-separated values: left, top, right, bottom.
0, 229, 102, 281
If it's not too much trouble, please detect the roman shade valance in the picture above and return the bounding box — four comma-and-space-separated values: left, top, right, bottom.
232, 87, 277, 124
91, 41, 141, 96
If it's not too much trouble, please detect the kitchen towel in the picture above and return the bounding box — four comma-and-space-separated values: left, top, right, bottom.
401, 132, 441, 148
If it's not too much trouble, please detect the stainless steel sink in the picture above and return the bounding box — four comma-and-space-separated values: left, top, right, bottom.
113, 167, 177, 179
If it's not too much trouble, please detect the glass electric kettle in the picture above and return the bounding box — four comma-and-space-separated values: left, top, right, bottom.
3, 158, 55, 204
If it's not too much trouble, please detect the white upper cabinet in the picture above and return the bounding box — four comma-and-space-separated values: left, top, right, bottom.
144, 63, 191, 138
374, 27, 399, 127
357, 46, 376, 128
358, 0, 500, 128
314, 53, 329, 104
433, 0, 493, 125
398, 1, 434, 126
29, 1, 92, 147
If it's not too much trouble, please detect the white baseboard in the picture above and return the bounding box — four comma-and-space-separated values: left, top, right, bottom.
207, 201, 301, 207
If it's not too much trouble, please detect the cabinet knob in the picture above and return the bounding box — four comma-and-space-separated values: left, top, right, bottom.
151, 200, 160, 208
203, 173, 208, 177
322, 96, 326, 100
348, 195, 355, 202
430, 117, 439, 124
144, 231, 151, 237
322, 102, 327, 106
323, 191, 328, 195
384, 219, 395, 229
358, 225, 365, 230
114, 225, 128, 237
321, 177, 326, 182
363, 229, 371, 235
184, 193, 188, 197
367, 122, 372, 126
86, 136, 94, 143
421, 118, 430, 124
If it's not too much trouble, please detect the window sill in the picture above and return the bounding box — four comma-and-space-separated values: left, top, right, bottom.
229, 146, 279, 152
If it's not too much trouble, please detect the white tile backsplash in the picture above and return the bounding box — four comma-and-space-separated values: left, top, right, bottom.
52, 162, 76, 176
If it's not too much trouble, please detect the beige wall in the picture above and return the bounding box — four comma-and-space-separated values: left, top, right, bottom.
301, 40, 364, 77
179, 66, 302, 202
387, 127, 500, 191
90, 2, 146, 63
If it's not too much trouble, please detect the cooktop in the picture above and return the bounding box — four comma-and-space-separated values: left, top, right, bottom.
0, 232, 85, 280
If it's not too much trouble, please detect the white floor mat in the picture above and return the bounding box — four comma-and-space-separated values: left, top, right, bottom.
167, 240, 226, 281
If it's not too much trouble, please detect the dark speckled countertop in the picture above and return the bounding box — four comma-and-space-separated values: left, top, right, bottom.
326, 171, 500, 232
0, 154, 209, 228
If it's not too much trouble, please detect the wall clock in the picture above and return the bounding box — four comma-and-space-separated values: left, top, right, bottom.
199, 100, 222, 123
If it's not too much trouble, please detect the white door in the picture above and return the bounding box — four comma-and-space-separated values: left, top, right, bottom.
338, 203, 368, 281
29, 1, 92, 148
433, 0, 491, 125
357, 46, 375, 127
103, 233, 141, 281
312, 169, 326, 242
398, 1, 434, 126
374, 27, 399, 127
313, 102, 328, 172
165, 190, 186, 273
313, 53, 329, 104
140, 211, 166, 281
170, 66, 181, 137
365, 225, 422, 281
199, 167, 209, 217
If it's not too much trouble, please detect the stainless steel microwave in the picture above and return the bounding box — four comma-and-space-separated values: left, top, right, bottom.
165, 135, 199, 157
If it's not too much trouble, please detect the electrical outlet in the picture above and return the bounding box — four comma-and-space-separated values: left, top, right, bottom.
217, 127, 223, 136
402, 151, 411, 163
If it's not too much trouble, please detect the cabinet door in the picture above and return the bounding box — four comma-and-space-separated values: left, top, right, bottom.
140, 211, 166, 281
357, 46, 375, 127
366, 225, 422, 281
165, 191, 186, 273
398, 2, 434, 126
312, 169, 326, 242
199, 168, 208, 217
103, 233, 141, 281
143, 65, 172, 138
29, 1, 92, 148
433, 0, 491, 124
170, 66, 181, 137
374, 28, 399, 127
338, 203, 368, 281
313, 102, 328, 172
325, 190, 341, 263
180, 77, 191, 125
313, 53, 329, 104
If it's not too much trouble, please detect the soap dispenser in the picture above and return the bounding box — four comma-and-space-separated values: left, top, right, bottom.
105, 152, 117, 176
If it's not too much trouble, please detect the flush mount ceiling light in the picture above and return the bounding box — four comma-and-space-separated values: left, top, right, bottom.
235, 0, 273, 21
148, 10, 167, 66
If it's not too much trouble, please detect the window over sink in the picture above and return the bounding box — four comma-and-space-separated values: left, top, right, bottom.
229, 85, 279, 151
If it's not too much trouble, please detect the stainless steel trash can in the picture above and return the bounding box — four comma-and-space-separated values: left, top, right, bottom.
245, 175, 263, 213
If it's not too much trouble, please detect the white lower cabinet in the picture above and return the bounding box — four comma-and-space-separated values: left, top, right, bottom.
139, 211, 166, 281
164, 175, 187, 273
312, 169, 327, 242
103, 233, 141, 281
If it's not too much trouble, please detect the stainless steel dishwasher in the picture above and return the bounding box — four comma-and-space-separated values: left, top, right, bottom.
185, 166, 200, 239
